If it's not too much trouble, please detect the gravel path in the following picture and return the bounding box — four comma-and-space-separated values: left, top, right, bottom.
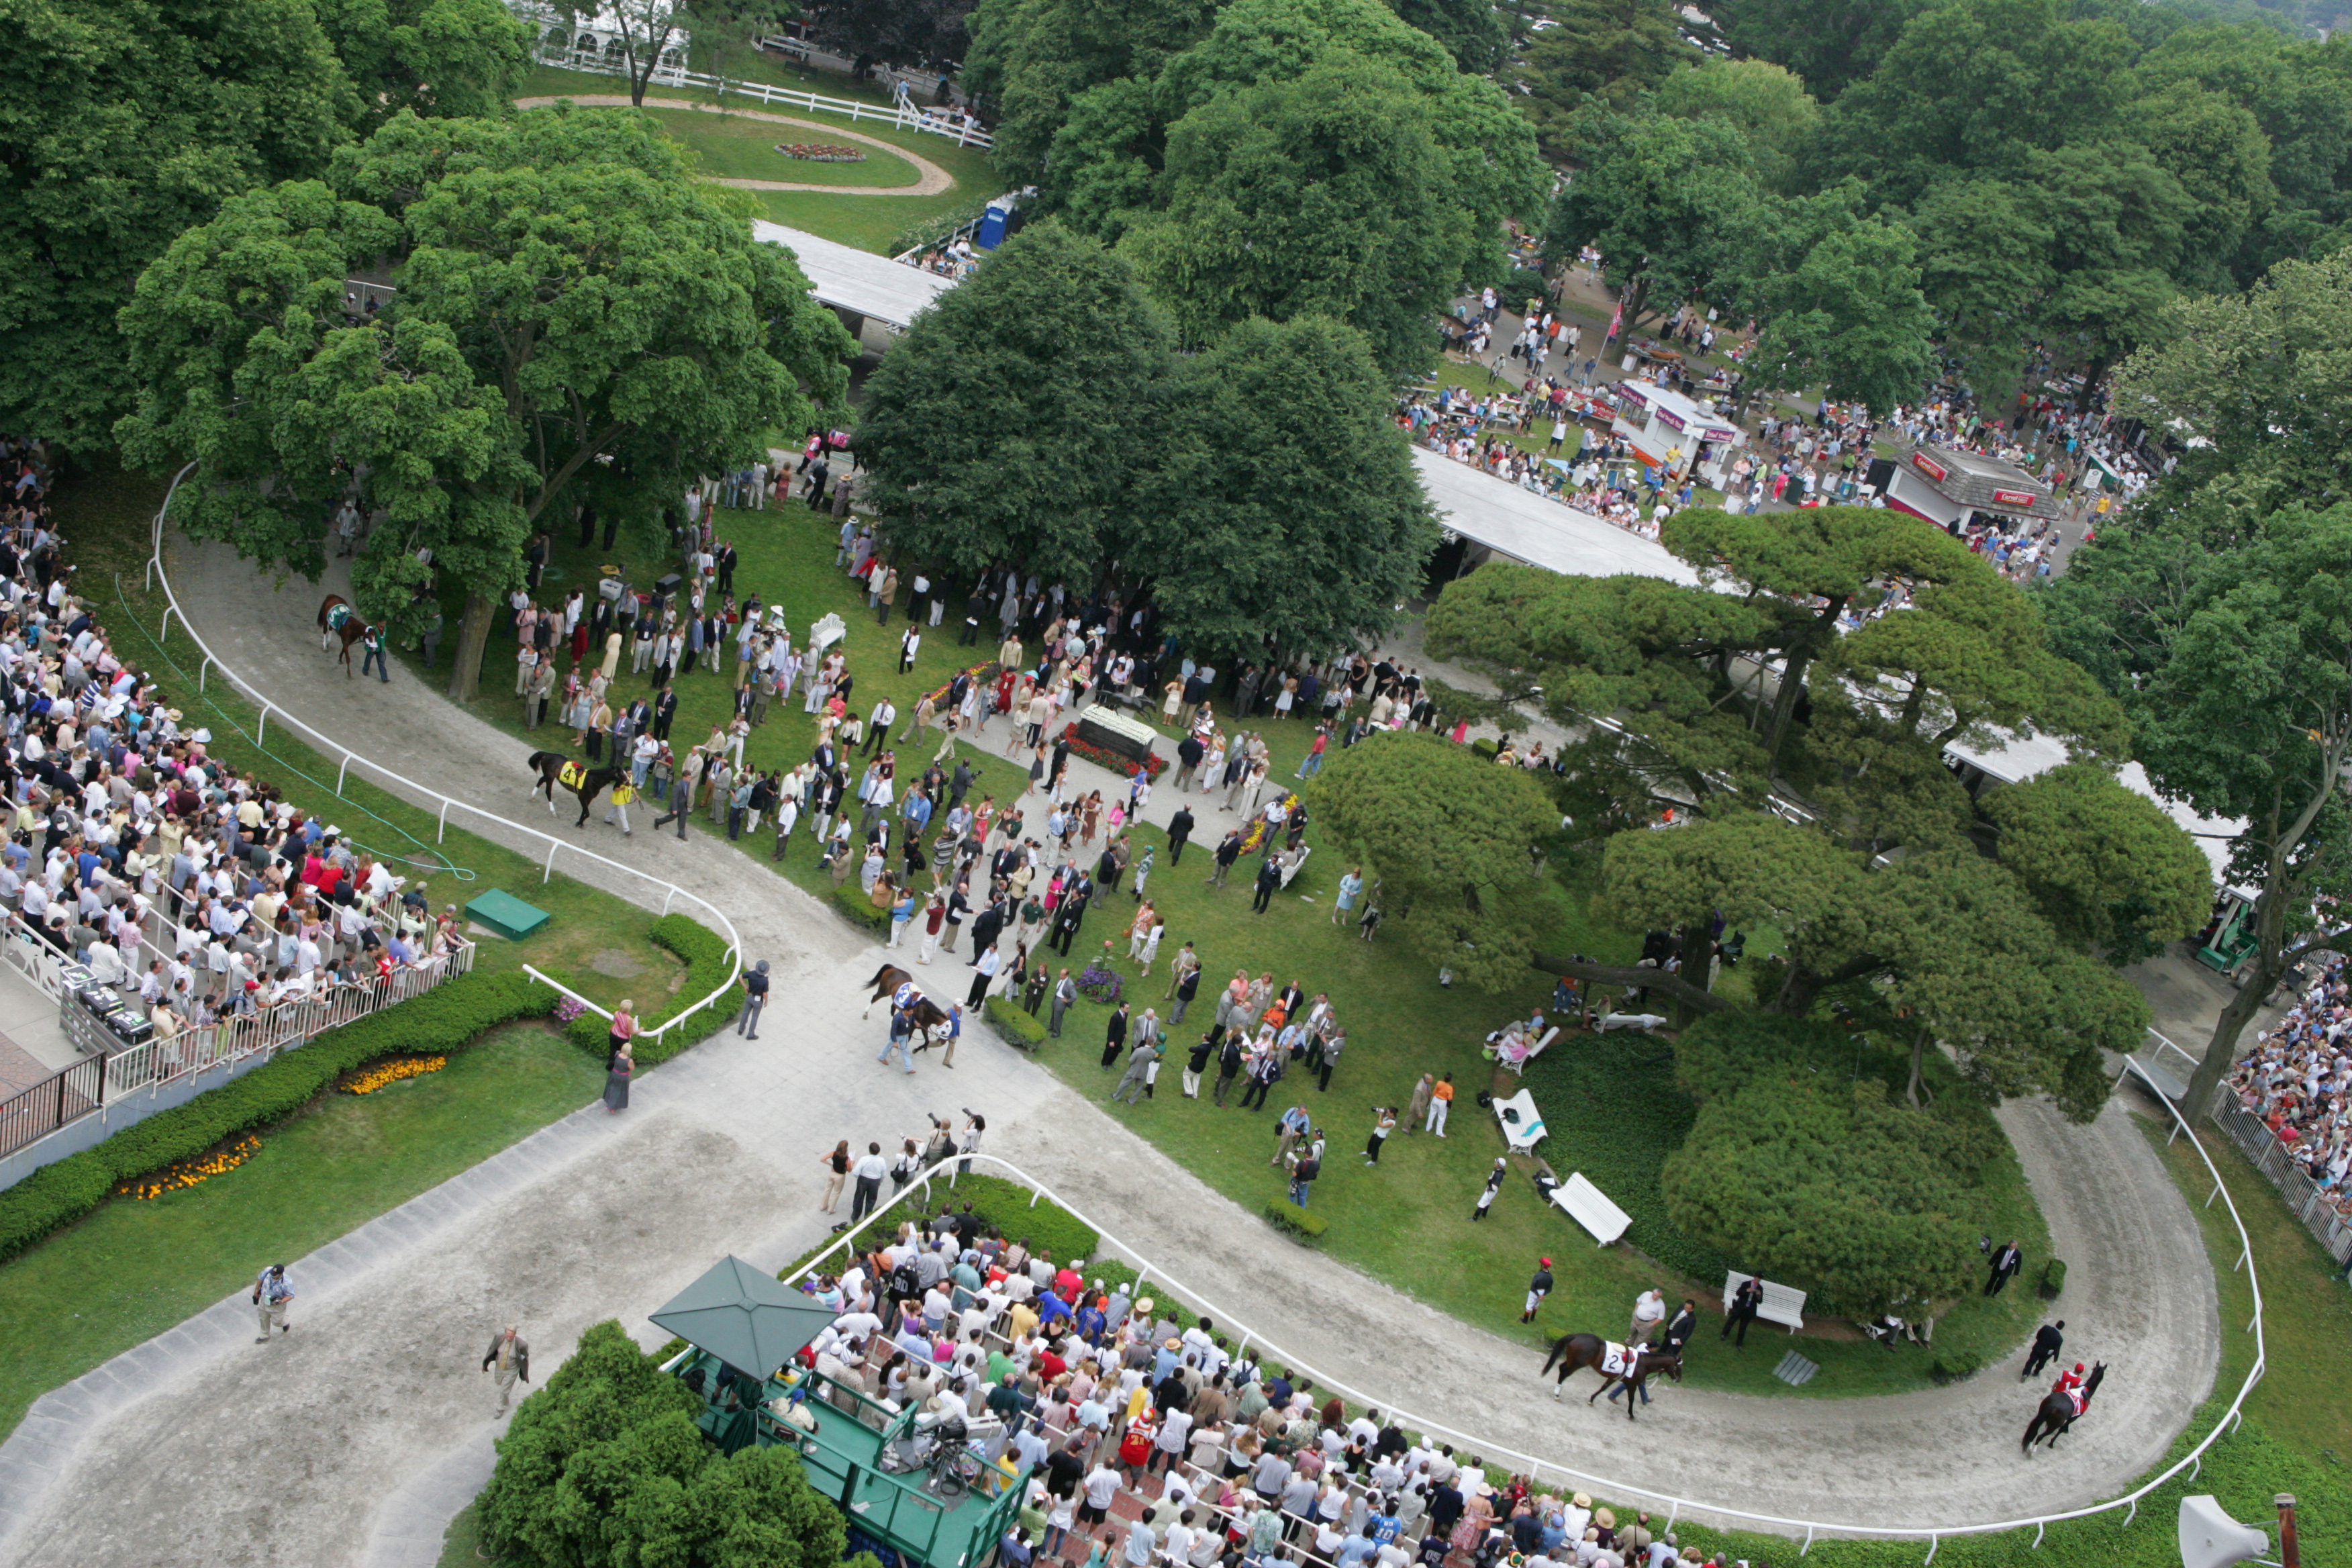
0, 539, 2225, 1565
514, 95, 957, 195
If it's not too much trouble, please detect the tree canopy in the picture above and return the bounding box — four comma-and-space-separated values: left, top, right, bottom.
854, 222, 1173, 587
479, 1321, 861, 1568
115, 106, 852, 701
1310, 731, 1559, 990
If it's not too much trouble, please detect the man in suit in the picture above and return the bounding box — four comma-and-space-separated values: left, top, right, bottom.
1167, 805, 1195, 865
1048, 969, 1076, 1038
1722, 1276, 1763, 1348
483, 1325, 531, 1411
1101, 1002, 1130, 1068
1986, 1239, 2024, 1295
2022, 1320, 2065, 1379
652, 685, 679, 742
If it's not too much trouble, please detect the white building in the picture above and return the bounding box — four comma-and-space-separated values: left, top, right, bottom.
511, 0, 690, 77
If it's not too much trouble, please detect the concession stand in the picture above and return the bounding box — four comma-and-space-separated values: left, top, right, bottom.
1606, 381, 1746, 488
1871, 445, 2061, 534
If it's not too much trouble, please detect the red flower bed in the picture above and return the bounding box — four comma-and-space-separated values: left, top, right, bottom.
1059, 722, 1169, 779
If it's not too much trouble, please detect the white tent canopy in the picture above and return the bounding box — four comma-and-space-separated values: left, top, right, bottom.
1412, 449, 1699, 585
752, 220, 958, 334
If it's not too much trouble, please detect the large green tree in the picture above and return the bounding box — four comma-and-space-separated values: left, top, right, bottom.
1713, 0, 1925, 101
2043, 505, 2352, 1118
1137, 314, 1438, 657
116, 106, 851, 701
1119, 55, 1477, 371
1662, 1013, 1994, 1316
313, 0, 530, 132
1650, 56, 1822, 195
961, 0, 1220, 183
1983, 761, 2214, 963
1387, 0, 1506, 72
479, 1321, 859, 1568
0, 0, 356, 449
1514, 0, 1693, 154
1740, 184, 1937, 415
1542, 105, 1763, 329
854, 222, 1173, 585
1310, 730, 1559, 989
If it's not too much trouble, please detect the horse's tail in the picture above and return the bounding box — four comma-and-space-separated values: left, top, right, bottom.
2020, 1410, 2045, 1453
865, 964, 895, 993
1539, 1336, 1570, 1377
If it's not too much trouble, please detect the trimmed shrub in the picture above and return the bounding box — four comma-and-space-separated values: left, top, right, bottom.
832, 882, 891, 933
1264, 1200, 1328, 1241
2039, 1257, 2067, 1298
1928, 1351, 1983, 1386
563, 914, 737, 1067
0, 971, 553, 1262
985, 995, 1047, 1048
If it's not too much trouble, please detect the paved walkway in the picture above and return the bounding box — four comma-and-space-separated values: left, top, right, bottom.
515, 96, 956, 195
0, 537, 2226, 1565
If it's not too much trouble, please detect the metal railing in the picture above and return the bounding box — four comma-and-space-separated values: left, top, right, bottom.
2208, 1092, 2352, 1265
0, 923, 475, 1164
783, 1120, 2264, 1562
141, 464, 744, 1038
528, 48, 995, 147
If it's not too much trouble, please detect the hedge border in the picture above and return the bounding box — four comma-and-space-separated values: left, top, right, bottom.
562, 914, 738, 1068
985, 995, 1046, 1049
0, 971, 553, 1262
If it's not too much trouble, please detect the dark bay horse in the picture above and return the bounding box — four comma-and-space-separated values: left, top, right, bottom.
2021, 1362, 2105, 1453
1539, 1333, 1684, 1420
526, 750, 622, 827
861, 963, 953, 1046
317, 595, 371, 677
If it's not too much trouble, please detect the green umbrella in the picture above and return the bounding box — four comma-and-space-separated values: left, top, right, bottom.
651, 1255, 836, 1376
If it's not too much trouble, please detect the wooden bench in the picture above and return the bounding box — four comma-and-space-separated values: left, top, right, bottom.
1722, 1271, 1807, 1333
1491, 1088, 1548, 1152
1549, 1173, 1630, 1246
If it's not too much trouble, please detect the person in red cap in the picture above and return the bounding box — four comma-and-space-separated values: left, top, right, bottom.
1522, 1257, 1555, 1323
2053, 1362, 2086, 1395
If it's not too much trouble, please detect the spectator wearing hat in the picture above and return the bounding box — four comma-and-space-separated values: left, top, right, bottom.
736, 958, 771, 1038
1521, 1259, 1554, 1323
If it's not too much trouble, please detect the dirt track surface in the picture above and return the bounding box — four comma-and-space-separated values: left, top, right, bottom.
0, 539, 2222, 1565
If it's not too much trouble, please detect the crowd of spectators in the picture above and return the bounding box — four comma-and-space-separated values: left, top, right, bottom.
0, 438, 467, 1071
2227, 954, 2352, 1213
785, 1213, 1721, 1568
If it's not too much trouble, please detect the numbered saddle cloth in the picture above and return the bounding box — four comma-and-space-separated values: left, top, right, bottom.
1600, 1342, 1634, 1377
326, 603, 352, 631
2065, 1389, 2088, 1418
893, 981, 922, 1011
558, 761, 587, 791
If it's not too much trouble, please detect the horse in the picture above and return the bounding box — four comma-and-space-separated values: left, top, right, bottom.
317, 595, 371, 677
525, 750, 624, 827
861, 964, 954, 1047
1538, 1333, 1684, 1420
2021, 1362, 2105, 1453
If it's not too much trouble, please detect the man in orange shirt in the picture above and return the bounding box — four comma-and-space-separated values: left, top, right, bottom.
1425, 1073, 1454, 1136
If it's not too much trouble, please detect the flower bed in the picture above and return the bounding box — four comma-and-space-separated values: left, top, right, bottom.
1074, 959, 1124, 1006
1057, 722, 1169, 779
115, 1132, 262, 1199
775, 142, 867, 162
1239, 793, 1299, 854
342, 1055, 447, 1094
922, 659, 995, 710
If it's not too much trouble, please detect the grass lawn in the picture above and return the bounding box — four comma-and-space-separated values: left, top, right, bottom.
518, 68, 1001, 254
407, 498, 2044, 1397
0, 1022, 602, 1440
637, 106, 922, 188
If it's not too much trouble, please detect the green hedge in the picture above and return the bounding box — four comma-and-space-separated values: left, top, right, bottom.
1265, 1199, 1328, 1241
562, 915, 738, 1067
985, 995, 1047, 1048
831, 883, 892, 932
2040, 1257, 2067, 1297
1927, 1350, 1982, 1385
0, 971, 554, 1262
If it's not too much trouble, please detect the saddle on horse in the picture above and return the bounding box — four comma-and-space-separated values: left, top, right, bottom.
892, 981, 924, 1011
558, 761, 587, 791
1599, 1342, 1635, 1378
326, 603, 354, 632
2063, 1389, 2088, 1418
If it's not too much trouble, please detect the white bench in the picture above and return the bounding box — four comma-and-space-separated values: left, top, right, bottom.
1491, 1088, 1548, 1152
1491, 1025, 1560, 1076
1722, 1271, 1807, 1333
1277, 844, 1312, 888
1550, 1173, 1630, 1246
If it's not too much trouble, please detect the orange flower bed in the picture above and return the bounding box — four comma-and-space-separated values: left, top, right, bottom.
343, 1055, 448, 1094
117, 1132, 262, 1199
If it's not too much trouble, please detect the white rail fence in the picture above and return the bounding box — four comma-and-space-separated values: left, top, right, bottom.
140, 462, 744, 1032
782, 1101, 2263, 1563
528, 46, 994, 148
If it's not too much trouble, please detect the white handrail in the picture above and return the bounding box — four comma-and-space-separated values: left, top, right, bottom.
142, 464, 744, 1043
783, 1122, 2264, 1558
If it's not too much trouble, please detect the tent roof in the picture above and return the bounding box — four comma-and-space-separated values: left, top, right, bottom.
751, 220, 959, 332
650, 1255, 834, 1374
1412, 449, 1700, 585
